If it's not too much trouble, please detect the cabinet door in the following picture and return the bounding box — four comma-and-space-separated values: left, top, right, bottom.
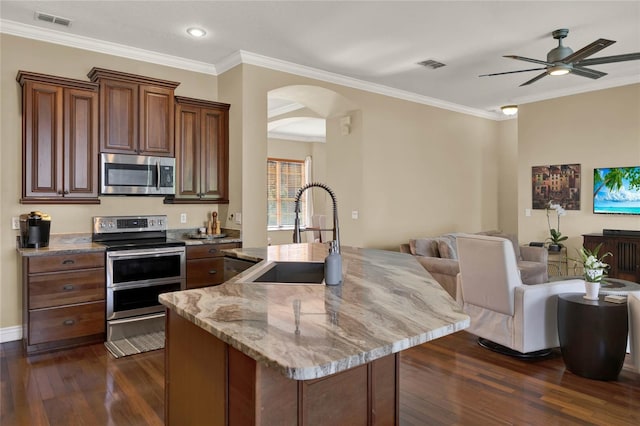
139, 84, 174, 156
175, 103, 201, 198
22, 81, 64, 199
187, 258, 225, 288
200, 107, 228, 201
64, 88, 99, 198
99, 79, 138, 153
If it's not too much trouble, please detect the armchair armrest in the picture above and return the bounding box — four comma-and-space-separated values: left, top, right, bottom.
414, 256, 459, 277
513, 279, 585, 353
520, 245, 548, 263
399, 243, 411, 254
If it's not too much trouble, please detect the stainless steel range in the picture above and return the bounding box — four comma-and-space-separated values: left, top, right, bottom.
92, 215, 185, 344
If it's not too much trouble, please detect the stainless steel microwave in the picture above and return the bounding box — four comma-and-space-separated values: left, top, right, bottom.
100, 153, 176, 195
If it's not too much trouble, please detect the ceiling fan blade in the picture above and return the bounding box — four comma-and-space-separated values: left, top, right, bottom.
571, 66, 608, 79
504, 55, 554, 66
577, 52, 640, 66
561, 39, 615, 64
479, 67, 546, 77
519, 72, 548, 87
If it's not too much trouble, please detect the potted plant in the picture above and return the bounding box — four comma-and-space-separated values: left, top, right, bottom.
576, 243, 612, 300
545, 201, 567, 251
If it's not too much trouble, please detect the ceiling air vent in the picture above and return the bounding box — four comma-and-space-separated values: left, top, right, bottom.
34, 11, 72, 27
417, 59, 446, 69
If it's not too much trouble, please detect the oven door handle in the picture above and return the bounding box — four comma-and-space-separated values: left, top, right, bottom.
156, 161, 161, 190
110, 312, 165, 326
107, 247, 185, 259
108, 277, 184, 291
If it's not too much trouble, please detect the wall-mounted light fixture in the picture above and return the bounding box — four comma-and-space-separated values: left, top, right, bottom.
340, 116, 351, 135
186, 27, 207, 38
501, 105, 518, 116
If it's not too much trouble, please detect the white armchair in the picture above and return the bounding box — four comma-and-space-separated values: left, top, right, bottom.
456, 234, 585, 357
628, 291, 640, 373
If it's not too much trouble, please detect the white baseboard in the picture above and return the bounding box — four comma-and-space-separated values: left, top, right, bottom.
0, 325, 23, 343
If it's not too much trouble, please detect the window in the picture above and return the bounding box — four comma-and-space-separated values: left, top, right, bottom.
267, 158, 307, 229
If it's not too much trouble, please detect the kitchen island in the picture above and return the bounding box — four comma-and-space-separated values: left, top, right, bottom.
159, 243, 469, 425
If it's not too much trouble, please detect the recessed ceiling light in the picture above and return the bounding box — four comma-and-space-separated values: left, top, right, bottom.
186, 27, 206, 38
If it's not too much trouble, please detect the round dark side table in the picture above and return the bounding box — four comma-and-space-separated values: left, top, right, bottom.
557, 293, 628, 381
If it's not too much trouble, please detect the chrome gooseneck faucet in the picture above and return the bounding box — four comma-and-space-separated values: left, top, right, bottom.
293, 182, 340, 254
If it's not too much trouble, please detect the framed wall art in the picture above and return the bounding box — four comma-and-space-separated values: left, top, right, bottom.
532, 164, 581, 210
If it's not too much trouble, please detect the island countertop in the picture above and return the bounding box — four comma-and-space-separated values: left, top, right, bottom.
159, 243, 470, 380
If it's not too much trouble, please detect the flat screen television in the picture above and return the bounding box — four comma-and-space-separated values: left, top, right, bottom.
593, 166, 640, 215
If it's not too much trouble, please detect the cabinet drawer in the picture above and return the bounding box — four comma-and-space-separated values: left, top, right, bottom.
187, 258, 225, 288
29, 269, 105, 309
187, 243, 240, 259
29, 301, 105, 345
28, 252, 105, 273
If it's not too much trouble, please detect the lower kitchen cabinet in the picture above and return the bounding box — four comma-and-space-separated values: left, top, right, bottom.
186, 243, 241, 289
21, 252, 106, 354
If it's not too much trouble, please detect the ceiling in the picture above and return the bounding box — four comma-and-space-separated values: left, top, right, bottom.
2, 1, 639, 120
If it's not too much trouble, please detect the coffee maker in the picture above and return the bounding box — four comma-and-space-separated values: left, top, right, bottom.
20, 211, 51, 248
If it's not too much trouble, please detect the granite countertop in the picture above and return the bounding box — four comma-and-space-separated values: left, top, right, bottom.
16, 233, 106, 256
159, 243, 470, 381
16, 228, 242, 256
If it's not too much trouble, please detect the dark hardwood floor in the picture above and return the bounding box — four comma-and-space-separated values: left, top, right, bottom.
2, 331, 638, 425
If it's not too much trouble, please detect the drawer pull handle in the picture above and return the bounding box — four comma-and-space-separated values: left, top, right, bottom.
62, 284, 74, 291
208, 270, 218, 275
62, 259, 75, 265
208, 248, 218, 254
63, 319, 75, 326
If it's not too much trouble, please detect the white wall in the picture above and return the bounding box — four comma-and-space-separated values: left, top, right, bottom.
518, 84, 640, 269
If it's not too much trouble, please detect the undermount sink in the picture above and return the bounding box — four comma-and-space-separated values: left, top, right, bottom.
243, 261, 325, 285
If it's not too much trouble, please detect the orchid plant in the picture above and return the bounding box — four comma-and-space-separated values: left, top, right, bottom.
576, 243, 612, 283
545, 201, 567, 248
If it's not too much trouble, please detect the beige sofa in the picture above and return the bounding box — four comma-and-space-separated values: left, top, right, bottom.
400, 231, 548, 298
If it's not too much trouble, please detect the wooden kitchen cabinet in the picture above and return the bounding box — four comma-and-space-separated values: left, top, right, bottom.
17, 71, 100, 204
166, 96, 230, 203
583, 233, 640, 282
88, 67, 179, 157
186, 243, 240, 289
22, 252, 106, 354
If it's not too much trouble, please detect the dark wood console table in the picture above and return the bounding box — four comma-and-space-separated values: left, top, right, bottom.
583, 233, 640, 283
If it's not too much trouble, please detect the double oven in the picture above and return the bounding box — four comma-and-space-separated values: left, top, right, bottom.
93, 215, 185, 342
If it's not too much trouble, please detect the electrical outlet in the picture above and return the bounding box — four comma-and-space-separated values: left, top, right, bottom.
351, 210, 359, 219
180, 213, 187, 224
12, 217, 20, 230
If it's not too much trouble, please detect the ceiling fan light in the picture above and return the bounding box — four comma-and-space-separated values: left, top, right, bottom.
186, 27, 206, 38
549, 65, 571, 76
501, 105, 518, 116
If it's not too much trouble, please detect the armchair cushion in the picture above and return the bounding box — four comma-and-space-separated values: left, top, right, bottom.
409, 238, 440, 257
437, 238, 458, 259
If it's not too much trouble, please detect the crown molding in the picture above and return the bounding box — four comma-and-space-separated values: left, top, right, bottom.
0, 19, 216, 75
232, 50, 501, 120
511, 74, 640, 107
13, 19, 638, 122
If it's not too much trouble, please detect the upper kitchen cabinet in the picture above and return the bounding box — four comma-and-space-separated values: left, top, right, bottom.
87, 68, 179, 157
166, 97, 230, 204
17, 71, 100, 204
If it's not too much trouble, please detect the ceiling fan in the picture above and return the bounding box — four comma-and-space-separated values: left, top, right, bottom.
480, 29, 640, 86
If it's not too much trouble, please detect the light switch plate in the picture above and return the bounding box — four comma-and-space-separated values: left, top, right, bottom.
235, 212, 242, 224
180, 213, 187, 224
12, 217, 20, 230
351, 210, 359, 219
